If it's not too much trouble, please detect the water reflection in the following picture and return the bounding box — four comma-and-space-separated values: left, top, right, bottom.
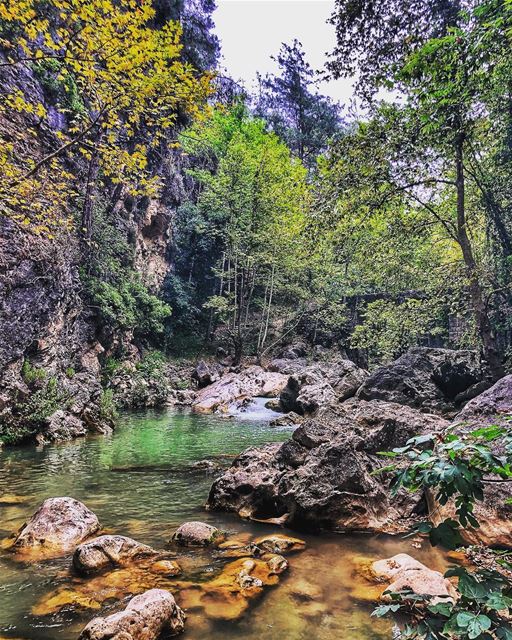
0, 409, 445, 639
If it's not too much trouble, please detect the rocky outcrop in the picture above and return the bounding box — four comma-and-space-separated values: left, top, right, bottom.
192, 365, 288, 413
12, 497, 100, 558
73, 535, 159, 574
356, 347, 486, 414
172, 521, 223, 547
207, 402, 448, 532
78, 589, 185, 639
280, 359, 368, 415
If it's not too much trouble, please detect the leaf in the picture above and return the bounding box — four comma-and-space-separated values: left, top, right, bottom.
467, 614, 491, 639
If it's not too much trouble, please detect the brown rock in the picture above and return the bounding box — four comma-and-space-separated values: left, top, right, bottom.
78, 588, 185, 639
172, 521, 223, 547
12, 497, 100, 559
193, 365, 288, 413
73, 535, 158, 574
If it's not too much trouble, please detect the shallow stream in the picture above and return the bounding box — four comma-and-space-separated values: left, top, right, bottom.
0, 408, 448, 640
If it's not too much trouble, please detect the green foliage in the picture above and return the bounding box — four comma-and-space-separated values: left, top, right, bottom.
351, 298, 446, 364
65, 367, 75, 379
81, 207, 171, 343
99, 388, 118, 423
120, 350, 170, 408
31, 59, 86, 117
376, 423, 512, 638
21, 359, 47, 384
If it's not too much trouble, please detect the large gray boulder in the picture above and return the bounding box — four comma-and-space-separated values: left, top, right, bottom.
73, 535, 158, 574
12, 497, 100, 557
78, 589, 185, 639
191, 360, 225, 388
356, 347, 486, 414
279, 359, 368, 415
207, 401, 448, 533
455, 374, 512, 428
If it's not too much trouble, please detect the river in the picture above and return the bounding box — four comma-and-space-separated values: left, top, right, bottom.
0, 408, 448, 639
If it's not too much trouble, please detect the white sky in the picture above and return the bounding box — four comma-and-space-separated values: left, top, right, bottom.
212, 0, 356, 108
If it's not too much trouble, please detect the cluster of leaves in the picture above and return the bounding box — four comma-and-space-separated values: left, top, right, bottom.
374, 568, 512, 640
0, 0, 211, 235
374, 423, 512, 638
122, 350, 171, 409
0, 376, 70, 444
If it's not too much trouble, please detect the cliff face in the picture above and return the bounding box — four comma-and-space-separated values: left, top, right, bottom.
0, 55, 182, 445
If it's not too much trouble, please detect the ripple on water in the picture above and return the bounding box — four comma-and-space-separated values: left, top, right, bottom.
0, 409, 448, 639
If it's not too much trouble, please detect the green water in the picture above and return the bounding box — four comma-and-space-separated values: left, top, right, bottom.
0, 409, 448, 640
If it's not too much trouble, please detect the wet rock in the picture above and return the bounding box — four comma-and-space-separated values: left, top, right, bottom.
12, 497, 100, 558
266, 554, 288, 574
177, 555, 287, 621
37, 410, 87, 444
264, 398, 282, 411
193, 365, 288, 413
269, 411, 303, 427
191, 360, 224, 388
371, 553, 429, 582
251, 534, 306, 555
208, 402, 448, 534
357, 347, 486, 414
172, 521, 223, 547
150, 559, 181, 576
78, 588, 185, 639
73, 535, 158, 575
280, 360, 368, 415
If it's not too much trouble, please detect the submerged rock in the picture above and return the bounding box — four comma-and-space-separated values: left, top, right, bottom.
373, 554, 457, 606
251, 534, 306, 555
78, 588, 185, 639
172, 521, 224, 547
12, 497, 100, 558
73, 535, 159, 574
192, 365, 287, 413
269, 411, 303, 427
357, 347, 486, 414
207, 402, 448, 533
177, 554, 288, 621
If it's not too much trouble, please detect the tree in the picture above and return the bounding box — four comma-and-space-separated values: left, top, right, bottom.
328, 0, 465, 99
255, 40, 342, 169
168, 104, 309, 362
0, 0, 211, 236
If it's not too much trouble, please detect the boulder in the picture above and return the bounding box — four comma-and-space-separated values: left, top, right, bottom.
73, 535, 158, 574
78, 589, 185, 639
12, 497, 100, 558
268, 358, 308, 375
191, 360, 224, 389
36, 410, 87, 445
172, 521, 223, 547
251, 534, 306, 555
280, 360, 368, 415
371, 554, 457, 606
455, 374, 512, 428
357, 347, 486, 414
207, 402, 448, 534
269, 411, 303, 427
192, 365, 288, 413
280, 342, 308, 360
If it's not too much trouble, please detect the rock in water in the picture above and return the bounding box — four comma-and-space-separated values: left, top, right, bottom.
356, 347, 485, 414
73, 535, 158, 574
371, 554, 457, 606
172, 521, 223, 547
12, 497, 100, 558
207, 402, 448, 534
192, 365, 287, 413
78, 589, 185, 639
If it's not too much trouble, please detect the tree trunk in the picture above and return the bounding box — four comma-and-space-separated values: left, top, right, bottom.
455, 137, 503, 378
